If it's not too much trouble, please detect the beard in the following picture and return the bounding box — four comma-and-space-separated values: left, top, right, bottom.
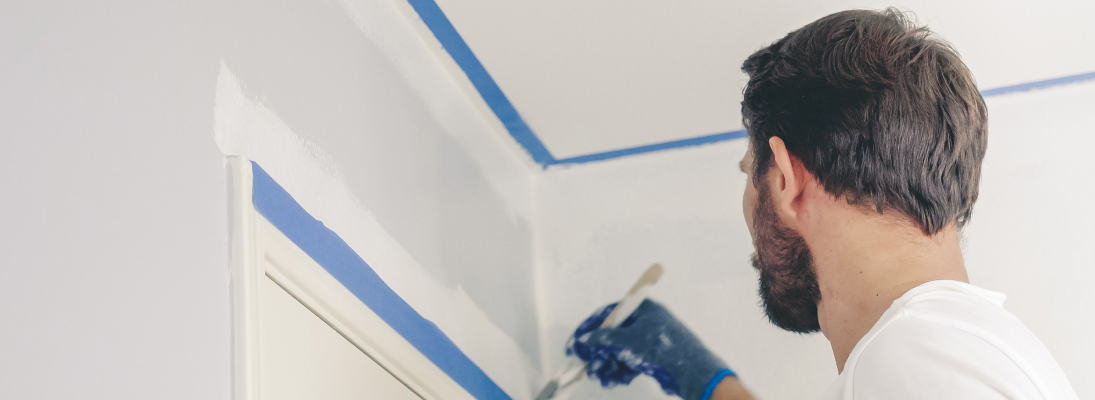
751, 177, 822, 333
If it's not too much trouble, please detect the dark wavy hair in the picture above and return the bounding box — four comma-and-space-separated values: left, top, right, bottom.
741, 8, 988, 235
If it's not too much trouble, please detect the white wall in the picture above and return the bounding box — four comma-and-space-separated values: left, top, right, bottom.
533, 80, 1095, 399
1, 0, 543, 398
0, 1, 229, 399
212, 0, 544, 380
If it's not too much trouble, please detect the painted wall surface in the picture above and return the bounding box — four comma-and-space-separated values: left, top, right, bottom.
0, 1, 229, 399
2, 0, 542, 398
534, 81, 1095, 399
211, 0, 544, 397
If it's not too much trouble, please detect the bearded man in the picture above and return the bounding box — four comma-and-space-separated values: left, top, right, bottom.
566, 8, 1078, 400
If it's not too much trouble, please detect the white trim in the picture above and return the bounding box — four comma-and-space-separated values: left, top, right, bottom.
228, 156, 260, 400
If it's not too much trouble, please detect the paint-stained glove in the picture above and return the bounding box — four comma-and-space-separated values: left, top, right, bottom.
566, 299, 735, 400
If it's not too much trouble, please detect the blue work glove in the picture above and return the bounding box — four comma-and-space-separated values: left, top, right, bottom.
566, 299, 735, 400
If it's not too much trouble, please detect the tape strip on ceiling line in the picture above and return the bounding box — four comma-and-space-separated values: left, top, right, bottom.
408, 0, 1093, 167
406, 0, 552, 166
980, 71, 1095, 97
407, 0, 748, 168
251, 161, 512, 400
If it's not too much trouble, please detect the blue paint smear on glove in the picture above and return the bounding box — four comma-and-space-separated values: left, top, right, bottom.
566, 300, 734, 400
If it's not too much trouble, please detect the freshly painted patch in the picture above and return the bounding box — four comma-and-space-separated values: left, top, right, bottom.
250, 161, 512, 400
981, 71, 1095, 97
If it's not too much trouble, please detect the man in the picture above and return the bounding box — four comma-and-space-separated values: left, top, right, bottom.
566, 8, 1078, 400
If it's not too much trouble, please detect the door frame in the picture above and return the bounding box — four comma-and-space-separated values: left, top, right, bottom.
228, 156, 483, 400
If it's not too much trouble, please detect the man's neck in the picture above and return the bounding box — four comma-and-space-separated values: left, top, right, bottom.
809, 211, 969, 373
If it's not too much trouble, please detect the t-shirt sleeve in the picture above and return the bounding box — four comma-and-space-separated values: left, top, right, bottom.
850, 315, 1044, 400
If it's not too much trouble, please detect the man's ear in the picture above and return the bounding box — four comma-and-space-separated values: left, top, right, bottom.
768, 137, 806, 226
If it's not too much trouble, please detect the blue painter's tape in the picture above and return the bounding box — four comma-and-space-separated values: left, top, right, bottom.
980, 71, 1095, 97
250, 161, 512, 400
406, 0, 556, 166
552, 130, 748, 166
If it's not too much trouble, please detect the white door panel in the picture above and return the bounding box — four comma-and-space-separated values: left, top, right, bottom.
259, 274, 420, 400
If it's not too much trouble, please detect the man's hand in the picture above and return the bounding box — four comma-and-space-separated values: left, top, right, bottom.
566, 299, 749, 400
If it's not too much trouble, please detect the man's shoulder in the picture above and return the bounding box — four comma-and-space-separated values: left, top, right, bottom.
848, 312, 1042, 399
828, 281, 1077, 400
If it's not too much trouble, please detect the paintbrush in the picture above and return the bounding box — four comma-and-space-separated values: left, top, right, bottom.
534, 263, 665, 400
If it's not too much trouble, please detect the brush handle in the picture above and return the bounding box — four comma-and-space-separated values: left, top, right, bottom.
553, 286, 650, 396
545, 263, 664, 399
600, 263, 663, 328
602, 285, 651, 328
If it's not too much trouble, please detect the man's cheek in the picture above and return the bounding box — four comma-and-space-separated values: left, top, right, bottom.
744, 181, 758, 240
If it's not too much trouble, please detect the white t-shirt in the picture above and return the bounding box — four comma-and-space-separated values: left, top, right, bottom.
818, 280, 1077, 400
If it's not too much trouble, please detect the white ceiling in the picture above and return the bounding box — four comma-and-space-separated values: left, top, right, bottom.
430, 0, 1095, 160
